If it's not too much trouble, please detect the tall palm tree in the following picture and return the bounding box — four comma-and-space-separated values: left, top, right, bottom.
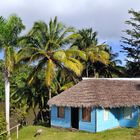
18, 17, 86, 100
91, 48, 124, 78
0, 15, 25, 136
73, 28, 110, 77
73, 28, 98, 50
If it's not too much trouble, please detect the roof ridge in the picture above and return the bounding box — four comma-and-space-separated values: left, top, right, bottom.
82, 77, 140, 81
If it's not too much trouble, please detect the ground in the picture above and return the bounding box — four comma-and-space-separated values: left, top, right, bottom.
11, 126, 139, 140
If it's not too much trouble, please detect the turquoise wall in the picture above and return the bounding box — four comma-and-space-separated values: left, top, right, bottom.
79, 108, 96, 132
96, 108, 119, 132
119, 107, 139, 128
51, 106, 139, 132
51, 106, 71, 128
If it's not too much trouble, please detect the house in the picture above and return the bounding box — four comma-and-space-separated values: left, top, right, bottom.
48, 78, 140, 132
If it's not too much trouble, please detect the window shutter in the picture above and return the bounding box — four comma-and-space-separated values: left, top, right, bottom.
82, 108, 91, 122
57, 107, 65, 118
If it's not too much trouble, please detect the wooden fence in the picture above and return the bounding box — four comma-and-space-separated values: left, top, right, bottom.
0, 124, 20, 140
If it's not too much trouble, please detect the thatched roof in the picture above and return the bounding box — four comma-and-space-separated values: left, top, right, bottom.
48, 78, 140, 108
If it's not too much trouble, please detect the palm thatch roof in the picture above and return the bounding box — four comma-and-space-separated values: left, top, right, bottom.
48, 78, 140, 108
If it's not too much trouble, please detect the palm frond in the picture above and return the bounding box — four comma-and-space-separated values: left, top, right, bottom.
66, 47, 87, 61
60, 81, 74, 91
62, 33, 81, 44
63, 58, 83, 76
27, 58, 47, 85
56, 27, 75, 45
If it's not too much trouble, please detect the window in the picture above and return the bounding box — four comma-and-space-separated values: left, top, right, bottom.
82, 108, 91, 122
123, 107, 132, 119
57, 107, 65, 118
104, 109, 109, 121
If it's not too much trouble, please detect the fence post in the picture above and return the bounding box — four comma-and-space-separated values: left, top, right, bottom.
16, 124, 19, 139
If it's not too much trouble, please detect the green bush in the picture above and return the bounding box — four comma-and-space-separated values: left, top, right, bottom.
0, 113, 6, 140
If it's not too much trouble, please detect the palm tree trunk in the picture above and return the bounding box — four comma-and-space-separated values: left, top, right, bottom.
93, 68, 96, 78
4, 70, 10, 138
86, 63, 89, 77
40, 109, 44, 123
49, 88, 51, 100
48, 88, 51, 125
32, 107, 37, 120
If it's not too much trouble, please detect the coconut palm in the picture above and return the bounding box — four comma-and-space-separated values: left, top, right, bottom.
73, 28, 98, 50
18, 17, 86, 100
92, 48, 124, 78
73, 28, 110, 77
0, 15, 25, 136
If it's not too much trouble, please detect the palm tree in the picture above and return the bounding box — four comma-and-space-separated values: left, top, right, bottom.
72, 28, 110, 77
0, 15, 25, 136
50, 69, 78, 95
92, 48, 124, 78
18, 17, 86, 100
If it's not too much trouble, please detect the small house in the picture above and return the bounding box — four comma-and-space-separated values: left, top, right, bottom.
48, 78, 140, 132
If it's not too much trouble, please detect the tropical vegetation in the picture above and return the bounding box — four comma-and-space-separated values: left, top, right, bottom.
0, 15, 25, 138
0, 9, 140, 139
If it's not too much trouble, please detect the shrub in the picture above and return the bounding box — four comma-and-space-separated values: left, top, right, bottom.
0, 113, 6, 140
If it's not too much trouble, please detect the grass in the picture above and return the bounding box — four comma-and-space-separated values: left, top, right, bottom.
11, 125, 138, 140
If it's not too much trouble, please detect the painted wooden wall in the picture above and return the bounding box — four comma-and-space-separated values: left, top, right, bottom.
50, 106, 139, 132
96, 108, 119, 132
51, 106, 71, 128
79, 108, 96, 132
119, 107, 139, 128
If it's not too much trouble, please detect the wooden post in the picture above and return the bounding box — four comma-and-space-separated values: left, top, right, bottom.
16, 125, 19, 139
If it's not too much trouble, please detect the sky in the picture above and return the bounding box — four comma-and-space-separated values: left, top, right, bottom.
0, 0, 140, 65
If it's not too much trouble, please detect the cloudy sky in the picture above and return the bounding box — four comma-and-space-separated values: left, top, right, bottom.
0, 0, 140, 64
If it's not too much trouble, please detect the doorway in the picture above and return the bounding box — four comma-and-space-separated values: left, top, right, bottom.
71, 107, 79, 129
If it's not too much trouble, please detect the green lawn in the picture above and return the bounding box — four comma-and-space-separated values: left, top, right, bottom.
11, 126, 137, 140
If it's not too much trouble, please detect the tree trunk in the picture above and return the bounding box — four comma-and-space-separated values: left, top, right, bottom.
49, 88, 51, 100
48, 88, 51, 125
93, 68, 96, 78
40, 109, 44, 123
4, 70, 10, 138
93, 69, 99, 78
86, 63, 89, 77
32, 107, 37, 121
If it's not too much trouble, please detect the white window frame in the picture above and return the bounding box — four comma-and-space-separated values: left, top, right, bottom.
104, 109, 109, 121
123, 107, 132, 119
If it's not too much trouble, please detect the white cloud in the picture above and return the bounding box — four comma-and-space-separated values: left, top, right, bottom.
0, 0, 140, 40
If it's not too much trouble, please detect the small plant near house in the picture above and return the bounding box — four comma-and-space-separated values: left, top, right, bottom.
0, 113, 6, 140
